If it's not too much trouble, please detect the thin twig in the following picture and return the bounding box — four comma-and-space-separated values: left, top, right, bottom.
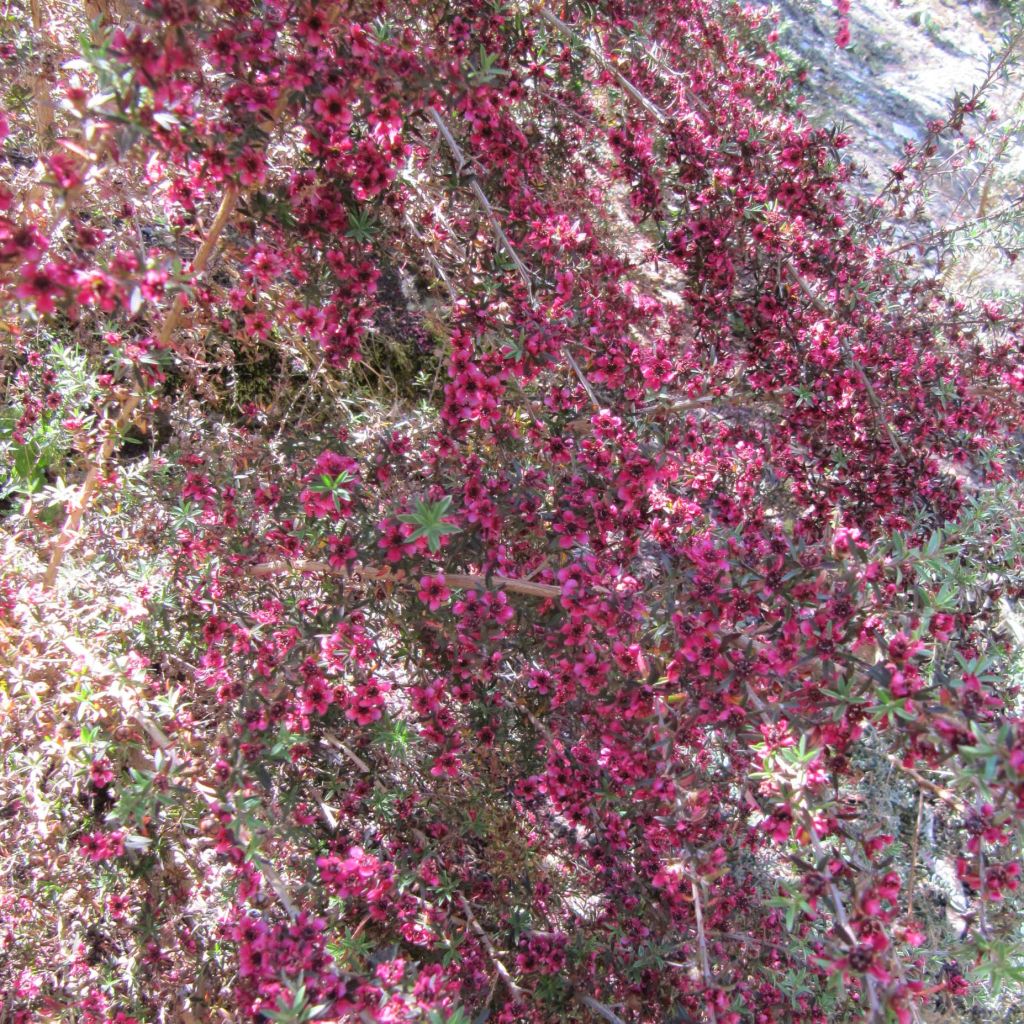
575, 993, 629, 1024
539, 8, 668, 124
565, 350, 602, 411
427, 107, 612, 410
692, 881, 713, 986
428, 107, 535, 302
806, 816, 882, 1020
26, 0, 55, 215
54, 623, 299, 918
692, 878, 719, 1024
457, 894, 526, 1001
30, 0, 54, 151
322, 732, 372, 774
907, 791, 924, 922
43, 185, 240, 590
246, 559, 562, 599
403, 212, 458, 301
885, 194, 1024, 255
788, 268, 908, 461
885, 753, 963, 809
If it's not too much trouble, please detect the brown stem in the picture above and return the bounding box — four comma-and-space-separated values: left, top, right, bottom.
565, 350, 602, 412
538, 8, 668, 124
804, 816, 854, 941
457, 894, 526, 1001
885, 753, 963, 810
692, 878, 719, 1023
907, 791, 924, 922
30, 0, 54, 152
428, 107, 536, 302
25, 0, 55, 215
575, 993, 629, 1024
157, 184, 240, 359
56, 623, 298, 918
246, 559, 562, 600
43, 186, 240, 590
805, 815, 882, 1020
323, 731, 372, 774
788, 268, 908, 461
403, 212, 458, 301
428, 107, 609, 410
41, 392, 142, 590
692, 880, 713, 987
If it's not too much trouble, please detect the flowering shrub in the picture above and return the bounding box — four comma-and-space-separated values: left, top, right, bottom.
3, 1, 1024, 1023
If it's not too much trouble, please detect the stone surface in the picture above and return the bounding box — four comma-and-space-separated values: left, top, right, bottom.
772, 0, 1010, 187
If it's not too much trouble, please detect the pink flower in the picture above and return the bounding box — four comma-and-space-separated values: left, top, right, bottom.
107, 893, 130, 918
831, 525, 863, 557
417, 574, 451, 611
235, 147, 266, 186
430, 751, 461, 778
80, 830, 125, 861
89, 757, 116, 788
16, 261, 68, 314
345, 677, 390, 725
312, 85, 352, 128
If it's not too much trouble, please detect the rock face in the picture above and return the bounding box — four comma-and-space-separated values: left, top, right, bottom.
775, 0, 1023, 297
774, 0, 1012, 188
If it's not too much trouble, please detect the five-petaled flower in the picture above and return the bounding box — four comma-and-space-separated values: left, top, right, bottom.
417, 574, 451, 611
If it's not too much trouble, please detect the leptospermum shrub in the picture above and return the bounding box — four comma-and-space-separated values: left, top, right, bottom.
4, 1, 1024, 1022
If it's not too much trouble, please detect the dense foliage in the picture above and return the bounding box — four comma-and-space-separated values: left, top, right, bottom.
4, 1, 1024, 1022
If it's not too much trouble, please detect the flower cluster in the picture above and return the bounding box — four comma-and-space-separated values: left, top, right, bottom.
4, 0, 1024, 1021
